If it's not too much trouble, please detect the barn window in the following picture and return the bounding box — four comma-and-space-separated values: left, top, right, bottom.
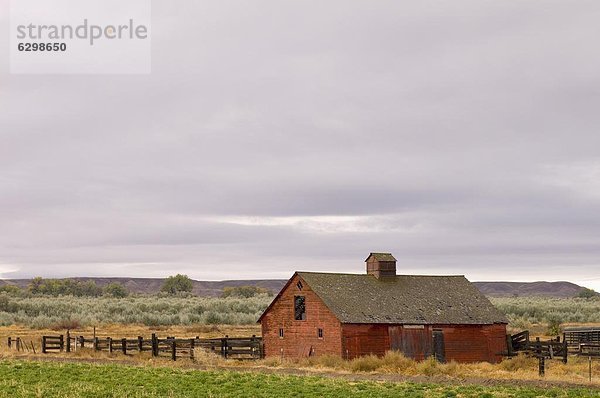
296, 281, 303, 290
294, 296, 306, 320
318, 328, 323, 338
279, 328, 284, 338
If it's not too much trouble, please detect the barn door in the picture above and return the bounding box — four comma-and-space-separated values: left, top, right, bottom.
389, 326, 402, 352
432, 329, 446, 363
389, 325, 431, 360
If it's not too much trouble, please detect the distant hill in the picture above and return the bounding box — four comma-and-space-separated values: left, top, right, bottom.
473, 281, 587, 298
0, 277, 588, 298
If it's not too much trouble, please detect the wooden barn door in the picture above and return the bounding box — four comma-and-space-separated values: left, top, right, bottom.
389, 325, 432, 360
432, 329, 446, 363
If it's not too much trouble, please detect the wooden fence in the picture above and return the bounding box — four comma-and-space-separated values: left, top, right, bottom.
564, 327, 600, 356
40, 332, 263, 361
508, 331, 568, 361
507, 331, 569, 376
6, 337, 37, 354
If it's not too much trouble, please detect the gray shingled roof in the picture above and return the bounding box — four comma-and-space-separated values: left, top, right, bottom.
297, 272, 508, 325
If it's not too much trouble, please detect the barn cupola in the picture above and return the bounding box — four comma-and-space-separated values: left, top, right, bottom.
365, 252, 397, 279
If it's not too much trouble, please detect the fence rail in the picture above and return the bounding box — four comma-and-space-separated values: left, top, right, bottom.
6, 337, 37, 354
564, 328, 600, 355
38, 332, 262, 361
506, 331, 568, 365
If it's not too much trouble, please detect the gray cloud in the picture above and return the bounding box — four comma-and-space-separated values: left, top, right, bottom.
1, 1, 600, 289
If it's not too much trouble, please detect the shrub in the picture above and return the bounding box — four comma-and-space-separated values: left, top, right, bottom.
0, 285, 23, 296
222, 286, 273, 298
417, 357, 441, 376
498, 354, 535, 372
314, 355, 345, 369
546, 313, 563, 336
104, 283, 129, 298
577, 288, 597, 299
203, 312, 221, 325
349, 355, 381, 372
161, 275, 193, 295
379, 351, 415, 373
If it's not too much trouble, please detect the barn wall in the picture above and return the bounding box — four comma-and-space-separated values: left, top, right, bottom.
437, 323, 507, 363
341, 324, 389, 359
341, 323, 507, 363
260, 274, 342, 359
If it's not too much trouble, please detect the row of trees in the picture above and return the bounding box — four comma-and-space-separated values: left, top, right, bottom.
222, 286, 273, 298
27, 277, 129, 298
1, 274, 273, 298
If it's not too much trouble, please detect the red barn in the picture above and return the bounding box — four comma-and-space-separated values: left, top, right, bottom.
258, 253, 508, 363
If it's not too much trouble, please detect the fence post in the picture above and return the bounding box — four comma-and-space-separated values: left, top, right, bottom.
536, 338, 544, 377
66, 330, 71, 353
80, 336, 84, 348
94, 337, 99, 351
108, 337, 113, 353
138, 336, 143, 352
221, 338, 227, 359
171, 339, 177, 361
7, 337, 12, 349
151, 333, 158, 357
506, 334, 513, 356
259, 340, 264, 359
59, 335, 64, 352
562, 337, 568, 364
16, 337, 21, 352
42, 336, 47, 354
122, 338, 127, 355
190, 339, 195, 360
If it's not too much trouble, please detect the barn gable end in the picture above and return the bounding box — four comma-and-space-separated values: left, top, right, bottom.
260, 273, 343, 358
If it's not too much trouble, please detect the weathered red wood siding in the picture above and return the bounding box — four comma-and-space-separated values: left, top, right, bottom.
341, 323, 507, 363
436, 324, 507, 363
341, 324, 389, 359
261, 274, 342, 359
389, 325, 433, 361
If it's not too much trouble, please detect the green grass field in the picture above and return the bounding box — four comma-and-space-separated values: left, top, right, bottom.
0, 360, 597, 398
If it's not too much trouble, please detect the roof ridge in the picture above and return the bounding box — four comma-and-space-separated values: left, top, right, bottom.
296, 271, 466, 277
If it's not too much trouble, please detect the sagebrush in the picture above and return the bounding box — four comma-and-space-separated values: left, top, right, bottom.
490, 297, 600, 327
0, 293, 272, 328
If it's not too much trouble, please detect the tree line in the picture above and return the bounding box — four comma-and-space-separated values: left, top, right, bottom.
0, 274, 274, 298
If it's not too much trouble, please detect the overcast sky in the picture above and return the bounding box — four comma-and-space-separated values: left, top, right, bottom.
1, 1, 600, 289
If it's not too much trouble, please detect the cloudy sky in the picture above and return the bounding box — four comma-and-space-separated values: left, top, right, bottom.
1, 1, 600, 289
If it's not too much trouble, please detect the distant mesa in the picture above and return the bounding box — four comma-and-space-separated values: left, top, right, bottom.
473, 281, 587, 298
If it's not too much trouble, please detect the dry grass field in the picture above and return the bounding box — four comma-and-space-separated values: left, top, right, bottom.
1, 323, 600, 389
1, 295, 600, 396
